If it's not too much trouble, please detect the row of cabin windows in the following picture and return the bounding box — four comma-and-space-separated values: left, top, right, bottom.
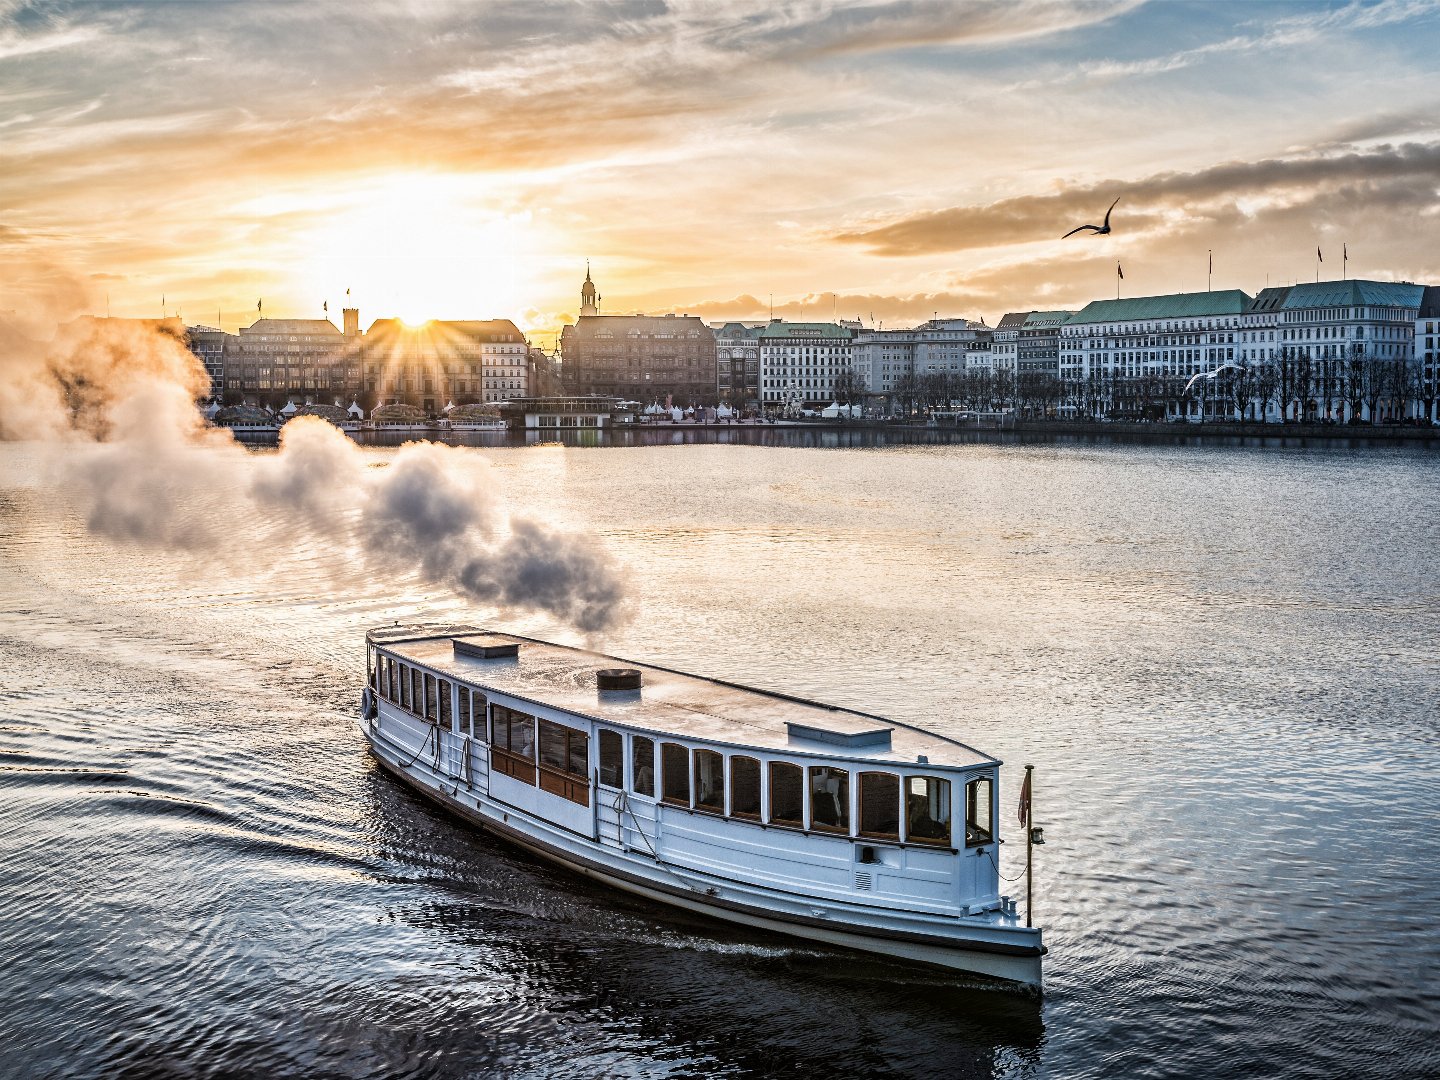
369, 651, 992, 845
599, 729, 988, 847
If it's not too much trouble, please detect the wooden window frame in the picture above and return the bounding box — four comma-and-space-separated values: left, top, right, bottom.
906, 775, 953, 847
965, 775, 993, 848
490, 704, 536, 786
858, 771, 902, 841
598, 730, 623, 788
808, 766, 851, 835
660, 742, 691, 807
728, 755, 762, 821
536, 719, 590, 806
693, 748, 725, 815
631, 735, 656, 798
767, 761, 804, 829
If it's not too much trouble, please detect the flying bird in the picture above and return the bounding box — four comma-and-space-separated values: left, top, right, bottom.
1062, 197, 1120, 239
1184, 364, 1243, 395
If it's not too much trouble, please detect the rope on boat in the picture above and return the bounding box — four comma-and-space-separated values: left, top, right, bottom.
613, 790, 702, 893
395, 724, 436, 769
986, 847, 1028, 883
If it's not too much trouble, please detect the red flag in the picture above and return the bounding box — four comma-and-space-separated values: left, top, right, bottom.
1018, 769, 1032, 827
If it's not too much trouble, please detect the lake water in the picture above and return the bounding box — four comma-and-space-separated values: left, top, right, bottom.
2, 435, 1437, 1079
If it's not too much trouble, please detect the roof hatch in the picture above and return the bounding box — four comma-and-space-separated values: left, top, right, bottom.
453, 635, 520, 660
786, 720, 892, 750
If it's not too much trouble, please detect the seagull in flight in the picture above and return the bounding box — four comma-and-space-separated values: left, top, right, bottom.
1062, 197, 1120, 239
1184, 364, 1243, 394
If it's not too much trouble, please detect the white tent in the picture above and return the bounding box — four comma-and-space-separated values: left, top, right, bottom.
202, 400, 222, 419
279, 400, 298, 416
644, 403, 666, 416
347, 400, 365, 418
670, 406, 684, 422
442, 400, 456, 413
715, 403, 733, 418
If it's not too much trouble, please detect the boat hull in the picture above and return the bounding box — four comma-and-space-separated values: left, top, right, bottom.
363, 718, 1044, 992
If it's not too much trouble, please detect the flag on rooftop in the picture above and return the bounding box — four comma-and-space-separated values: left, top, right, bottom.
1018, 768, 1032, 827
1317, 247, 1323, 262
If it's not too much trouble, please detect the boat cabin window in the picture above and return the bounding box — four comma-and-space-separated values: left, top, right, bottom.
490, 704, 536, 785
768, 762, 804, 828
368, 647, 378, 689
385, 658, 397, 702
537, 719, 589, 806
410, 668, 422, 713
468, 691, 487, 739
438, 680, 452, 729
661, 742, 690, 806
377, 658, 389, 699
729, 756, 761, 821
965, 776, 993, 847
809, 767, 850, 834
399, 664, 411, 709
631, 736, 655, 797
907, 776, 952, 847
598, 730, 623, 787
858, 772, 901, 840
424, 674, 438, 722
694, 749, 724, 814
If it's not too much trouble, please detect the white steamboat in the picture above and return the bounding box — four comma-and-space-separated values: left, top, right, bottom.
361, 625, 1045, 991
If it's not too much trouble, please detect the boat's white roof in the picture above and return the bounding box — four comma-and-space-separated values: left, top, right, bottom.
369, 625, 997, 771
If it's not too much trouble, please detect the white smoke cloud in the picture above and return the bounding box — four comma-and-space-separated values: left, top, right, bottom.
0, 300, 632, 632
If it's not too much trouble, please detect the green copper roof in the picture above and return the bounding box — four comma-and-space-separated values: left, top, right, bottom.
1067, 290, 1251, 325
1280, 280, 1424, 310
1023, 310, 1074, 327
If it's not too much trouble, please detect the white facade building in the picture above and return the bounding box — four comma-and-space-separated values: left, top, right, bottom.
757, 321, 855, 409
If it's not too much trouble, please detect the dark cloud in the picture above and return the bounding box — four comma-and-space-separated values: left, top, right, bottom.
838, 141, 1440, 256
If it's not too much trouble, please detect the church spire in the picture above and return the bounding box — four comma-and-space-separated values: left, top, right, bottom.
580, 260, 599, 317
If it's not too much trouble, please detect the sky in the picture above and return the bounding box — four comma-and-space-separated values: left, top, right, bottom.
2, 0, 1439, 339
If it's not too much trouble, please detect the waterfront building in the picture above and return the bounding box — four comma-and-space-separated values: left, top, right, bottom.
363, 318, 529, 413
561, 313, 717, 405
560, 267, 717, 405
227, 317, 359, 411
1017, 311, 1072, 377
757, 320, 855, 410
1272, 280, 1423, 422
711, 322, 762, 408
1059, 290, 1251, 418
992, 313, 1027, 379
185, 324, 228, 399
1416, 287, 1440, 424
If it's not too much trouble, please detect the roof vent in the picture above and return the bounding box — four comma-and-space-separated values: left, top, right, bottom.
597, 668, 643, 691
453, 636, 520, 660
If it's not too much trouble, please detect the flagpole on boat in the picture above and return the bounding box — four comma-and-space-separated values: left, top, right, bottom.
1025, 764, 1035, 928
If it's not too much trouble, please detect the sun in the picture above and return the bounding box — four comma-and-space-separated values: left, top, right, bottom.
301, 173, 542, 325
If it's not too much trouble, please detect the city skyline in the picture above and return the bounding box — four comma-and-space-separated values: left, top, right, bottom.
3, 1, 1440, 337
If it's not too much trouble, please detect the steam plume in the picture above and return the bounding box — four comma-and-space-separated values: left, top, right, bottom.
0, 299, 631, 632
